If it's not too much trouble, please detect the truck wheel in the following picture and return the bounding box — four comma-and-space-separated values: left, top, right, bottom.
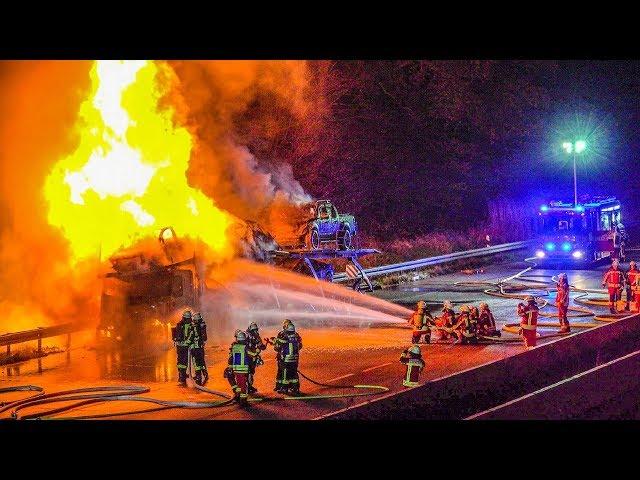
310, 228, 320, 250
337, 229, 352, 250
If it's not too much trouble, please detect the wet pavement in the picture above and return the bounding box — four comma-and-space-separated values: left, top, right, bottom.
0, 258, 627, 420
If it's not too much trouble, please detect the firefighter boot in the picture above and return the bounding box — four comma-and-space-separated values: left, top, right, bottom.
201, 369, 209, 386
178, 369, 188, 387
194, 371, 203, 386
558, 325, 571, 334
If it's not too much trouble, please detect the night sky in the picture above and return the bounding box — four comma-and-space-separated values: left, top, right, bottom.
252, 61, 640, 240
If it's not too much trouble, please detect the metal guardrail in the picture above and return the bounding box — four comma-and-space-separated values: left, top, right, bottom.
0, 322, 87, 358
333, 240, 534, 282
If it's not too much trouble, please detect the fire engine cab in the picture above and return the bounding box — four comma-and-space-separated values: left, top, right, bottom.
534, 197, 624, 263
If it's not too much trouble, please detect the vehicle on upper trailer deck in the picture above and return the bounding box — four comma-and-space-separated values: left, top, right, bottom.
276, 200, 358, 251
533, 196, 626, 264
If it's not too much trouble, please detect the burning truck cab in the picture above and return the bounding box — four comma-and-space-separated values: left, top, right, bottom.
533, 197, 624, 264
97, 230, 203, 346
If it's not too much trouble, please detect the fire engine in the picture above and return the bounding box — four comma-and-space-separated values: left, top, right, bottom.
533, 196, 626, 263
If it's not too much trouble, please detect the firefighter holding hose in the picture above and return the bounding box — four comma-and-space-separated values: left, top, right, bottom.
477, 302, 500, 337
602, 259, 624, 314
451, 305, 478, 345
408, 300, 435, 344
436, 300, 456, 340
400, 345, 425, 387
556, 273, 571, 333
246, 322, 267, 394
517, 296, 539, 349
271, 320, 303, 395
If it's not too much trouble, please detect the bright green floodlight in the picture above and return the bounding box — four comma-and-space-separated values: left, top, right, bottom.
562, 141, 573, 154
575, 140, 586, 153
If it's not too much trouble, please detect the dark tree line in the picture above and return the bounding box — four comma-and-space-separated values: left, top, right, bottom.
237, 61, 640, 240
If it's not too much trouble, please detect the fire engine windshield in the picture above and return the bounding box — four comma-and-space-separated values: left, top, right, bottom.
539, 213, 587, 235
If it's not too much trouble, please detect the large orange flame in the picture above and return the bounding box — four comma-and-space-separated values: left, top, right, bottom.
44, 60, 237, 262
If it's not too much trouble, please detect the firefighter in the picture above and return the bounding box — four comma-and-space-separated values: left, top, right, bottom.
613, 221, 628, 260
477, 302, 500, 337
634, 274, 640, 312
556, 273, 571, 333
625, 261, 639, 311
436, 300, 456, 340
400, 345, 425, 387
224, 330, 251, 406
408, 300, 435, 344
272, 321, 303, 395
172, 310, 193, 386
190, 312, 209, 386
602, 259, 624, 314
246, 322, 267, 394
451, 305, 478, 345
517, 296, 539, 348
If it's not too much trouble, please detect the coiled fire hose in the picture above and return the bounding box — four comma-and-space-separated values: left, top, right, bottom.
452, 257, 630, 339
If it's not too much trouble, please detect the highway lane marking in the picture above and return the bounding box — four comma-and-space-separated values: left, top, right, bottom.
464, 347, 640, 420
326, 373, 355, 383
362, 362, 393, 373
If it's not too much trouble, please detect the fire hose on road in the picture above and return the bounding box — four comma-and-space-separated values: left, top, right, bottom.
453, 257, 630, 339
0, 370, 389, 419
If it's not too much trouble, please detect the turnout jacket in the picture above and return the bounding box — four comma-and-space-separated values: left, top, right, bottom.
273, 330, 303, 363
409, 309, 435, 331
603, 268, 624, 289
518, 303, 539, 330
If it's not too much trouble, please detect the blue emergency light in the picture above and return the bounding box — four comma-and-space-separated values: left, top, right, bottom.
545, 242, 556, 251
561, 242, 572, 252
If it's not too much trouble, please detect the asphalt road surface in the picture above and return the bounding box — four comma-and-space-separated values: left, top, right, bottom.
0, 258, 626, 420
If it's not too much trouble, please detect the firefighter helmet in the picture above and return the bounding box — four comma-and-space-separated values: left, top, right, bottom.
193, 312, 203, 321
285, 322, 296, 332
417, 300, 426, 309
248, 322, 259, 332
612, 259, 620, 267
234, 330, 247, 341
459, 305, 470, 313
479, 302, 488, 310
630, 261, 637, 269
443, 300, 453, 310
409, 345, 421, 355
525, 295, 536, 304
182, 310, 192, 320
282, 319, 292, 329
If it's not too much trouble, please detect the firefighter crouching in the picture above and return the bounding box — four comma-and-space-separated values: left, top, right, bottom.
172, 310, 193, 386
400, 345, 425, 387
556, 273, 571, 333
190, 312, 209, 386
271, 320, 303, 395
477, 302, 500, 337
625, 261, 639, 311
408, 300, 435, 344
224, 330, 253, 406
518, 296, 539, 348
436, 300, 456, 340
602, 259, 624, 314
451, 305, 478, 345
246, 322, 267, 394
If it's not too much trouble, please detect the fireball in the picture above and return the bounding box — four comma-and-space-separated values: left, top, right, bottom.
44, 60, 237, 262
